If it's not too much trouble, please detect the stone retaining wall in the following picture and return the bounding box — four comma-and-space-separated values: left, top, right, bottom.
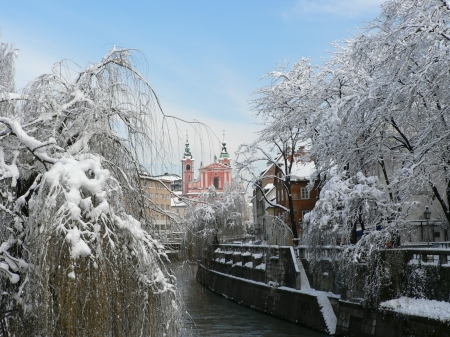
209, 244, 300, 288
197, 263, 329, 333
200, 244, 450, 336
336, 300, 450, 337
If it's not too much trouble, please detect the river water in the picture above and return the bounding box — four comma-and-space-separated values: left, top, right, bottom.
174, 263, 327, 337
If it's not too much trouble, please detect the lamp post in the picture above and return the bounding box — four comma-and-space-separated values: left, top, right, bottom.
424, 206, 431, 247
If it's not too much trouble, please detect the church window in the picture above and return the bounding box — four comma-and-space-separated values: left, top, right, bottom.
214, 177, 219, 188
186, 164, 191, 171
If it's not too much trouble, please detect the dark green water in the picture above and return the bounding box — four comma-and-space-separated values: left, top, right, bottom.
175, 263, 327, 337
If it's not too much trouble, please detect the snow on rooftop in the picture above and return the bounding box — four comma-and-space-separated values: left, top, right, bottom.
154, 174, 181, 182
289, 161, 315, 181
140, 173, 181, 182
380, 297, 450, 321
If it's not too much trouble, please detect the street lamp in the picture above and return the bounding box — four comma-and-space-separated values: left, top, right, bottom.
424, 206, 431, 246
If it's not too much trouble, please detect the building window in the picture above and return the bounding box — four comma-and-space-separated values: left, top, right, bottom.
186, 164, 191, 171
277, 172, 283, 185
302, 210, 310, 219
301, 188, 310, 199
214, 177, 219, 188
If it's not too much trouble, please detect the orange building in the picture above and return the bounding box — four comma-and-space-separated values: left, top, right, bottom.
274, 158, 318, 240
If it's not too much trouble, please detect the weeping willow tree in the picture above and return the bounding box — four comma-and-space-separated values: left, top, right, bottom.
0, 43, 181, 336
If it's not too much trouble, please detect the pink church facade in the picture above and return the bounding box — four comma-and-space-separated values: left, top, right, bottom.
181, 140, 233, 197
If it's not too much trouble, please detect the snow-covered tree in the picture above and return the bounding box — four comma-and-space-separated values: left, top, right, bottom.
309, 0, 450, 246
305, 171, 406, 266
308, 0, 450, 304
240, 0, 450, 304
185, 181, 246, 258
0, 44, 179, 336
236, 59, 323, 241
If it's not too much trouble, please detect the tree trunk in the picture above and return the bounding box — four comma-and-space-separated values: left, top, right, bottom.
285, 178, 298, 241
351, 223, 357, 244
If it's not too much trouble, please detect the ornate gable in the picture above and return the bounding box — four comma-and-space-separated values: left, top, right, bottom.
201, 162, 231, 171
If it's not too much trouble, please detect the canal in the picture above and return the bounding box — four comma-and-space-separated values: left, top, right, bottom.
175, 263, 327, 337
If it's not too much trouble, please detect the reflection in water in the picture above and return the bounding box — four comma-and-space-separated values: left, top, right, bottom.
175, 263, 327, 337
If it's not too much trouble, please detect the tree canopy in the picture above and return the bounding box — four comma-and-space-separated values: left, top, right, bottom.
239, 0, 450, 304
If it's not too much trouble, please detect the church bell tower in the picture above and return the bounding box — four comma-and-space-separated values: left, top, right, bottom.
181, 135, 194, 195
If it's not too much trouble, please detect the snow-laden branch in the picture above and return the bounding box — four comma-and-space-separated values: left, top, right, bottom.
0, 117, 62, 164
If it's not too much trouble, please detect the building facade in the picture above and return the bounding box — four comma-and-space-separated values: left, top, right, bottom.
181, 139, 233, 198
140, 173, 173, 233
274, 159, 317, 243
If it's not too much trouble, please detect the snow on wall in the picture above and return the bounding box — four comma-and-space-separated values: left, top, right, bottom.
296, 257, 337, 334
380, 297, 450, 322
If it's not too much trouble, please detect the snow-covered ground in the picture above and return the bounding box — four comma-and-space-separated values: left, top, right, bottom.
380, 297, 450, 321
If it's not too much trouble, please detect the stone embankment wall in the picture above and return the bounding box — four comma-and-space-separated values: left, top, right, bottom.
199, 244, 338, 334
204, 244, 300, 288
197, 265, 330, 333
337, 300, 450, 337
199, 244, 450, 337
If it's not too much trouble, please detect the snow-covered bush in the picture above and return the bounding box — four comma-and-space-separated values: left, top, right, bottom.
0, 43, 179, 336
404, 263, 440, 300
305, 171, 406, 259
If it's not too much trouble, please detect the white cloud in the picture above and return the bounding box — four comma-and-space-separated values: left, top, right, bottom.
284, 0, 384, 19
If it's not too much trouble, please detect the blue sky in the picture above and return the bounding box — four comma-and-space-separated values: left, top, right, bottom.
1, 0, 383, 173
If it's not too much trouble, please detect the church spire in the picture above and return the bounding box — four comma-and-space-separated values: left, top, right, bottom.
220, 130, 229, 159
183, 131, 192, 159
